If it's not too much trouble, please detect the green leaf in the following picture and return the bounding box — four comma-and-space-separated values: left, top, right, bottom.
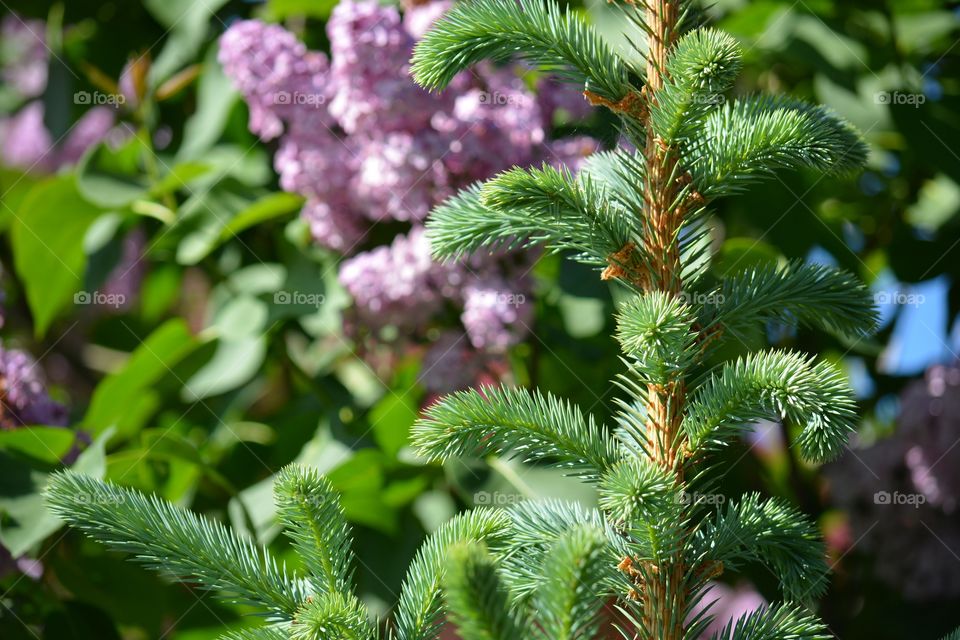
145, 0, 231, 84
11, 176, 104, 336
369, 392, 418, 458
0, 167, 39, 232
181, 337, 266, 401
0, 427, 76, 464
264, 0, 339, 19
75, 139, 150, 208
0, 429, 108, 557
218, 192, 305, 242
177, 45, 239, 161
83, 319, 200, 438
175, 184, 256, 265
147, 161, 213, 199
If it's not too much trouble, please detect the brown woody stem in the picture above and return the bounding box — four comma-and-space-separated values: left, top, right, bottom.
638, 2, 688, 639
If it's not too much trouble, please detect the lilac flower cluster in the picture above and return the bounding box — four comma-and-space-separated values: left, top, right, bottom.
827, 364, 960, 600
1, 15, 47, 98
219, 0, 597, 389
0, 14, 116, 171
688, 582, 766, 637
0, 346, 67, 429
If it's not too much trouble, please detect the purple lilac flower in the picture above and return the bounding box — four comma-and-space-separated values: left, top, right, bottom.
0, 545, 43, 581
100, 227, 147, 312
338, 227, 452, 330
219, 1, 596, 369
273, 128, 353, 199
434, 75, 545, 183
351, 131, 449, 222
301, 199, 366, 253
0, 14, 118, 173
0, 102, 116, 171
0, 101, 53, 169
401, 0, 452, 39
826, 363, 960, 600
218, 19, 330, 140
546, 135, 603, 172
460, 276, 534, 353
0, 346, 67, 429
537, 76, 595, 126
688, 582, 766, 637
57, 106, 117, 166
326, 0, 438, 134
418, 331, 487, 394
1, 15, 48, 99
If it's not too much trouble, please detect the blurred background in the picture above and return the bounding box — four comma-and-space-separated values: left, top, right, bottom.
0, 0, 958, 637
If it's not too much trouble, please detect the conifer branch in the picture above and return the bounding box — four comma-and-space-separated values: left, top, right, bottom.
692, 493, 829, 601
499, 500, 626, 602
599, 457, 686, 561
615, 292, 699, 385
275, 465, 355, 596
219, 629, 290, 640
704, 261, 879, 341
45, 472, 306, 620
413, 385, 621, 479
45, 2, 880, 638
650, 28, 741, 145
683, 350, 857, 462
534, 525, 612, 640
442, 542, 528, 640
579, 149, 648, 214
292, 592, 374, 640
599, 457, 680, 526
426, 170, 635, 267
708, 603, 831, 640
683, 96, 869, 198
394, 509, 511, 640
410, 0, 634, 102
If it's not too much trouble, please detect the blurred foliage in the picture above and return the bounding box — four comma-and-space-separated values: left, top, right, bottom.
0, 0, 957, 638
